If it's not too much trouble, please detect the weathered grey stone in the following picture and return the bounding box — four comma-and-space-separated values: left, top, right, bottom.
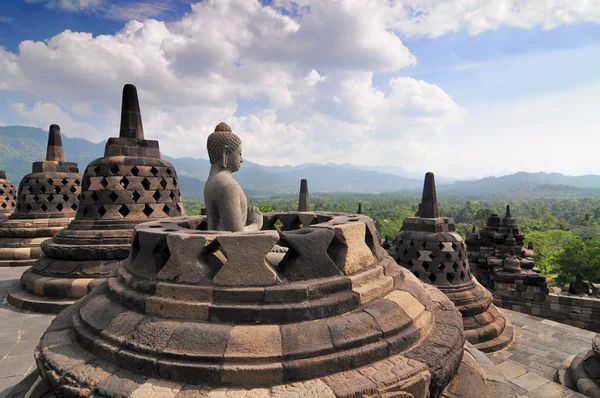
279, 228, 341, 281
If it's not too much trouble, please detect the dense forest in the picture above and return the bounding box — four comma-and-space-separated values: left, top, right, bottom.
184, 194, 600, 286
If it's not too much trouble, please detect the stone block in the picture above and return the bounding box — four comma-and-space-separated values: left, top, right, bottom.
213, 232, 279, 287
164, 322, 231, 359
327, 311, 382, 350
325, 222, 375, 275
224, 325, 282, 361
280, 320, 334, 359
264, 284, 308, 303
221, 363, 283, 387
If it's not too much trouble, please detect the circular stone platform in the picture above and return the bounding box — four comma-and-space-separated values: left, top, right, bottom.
29, 212, 518, 397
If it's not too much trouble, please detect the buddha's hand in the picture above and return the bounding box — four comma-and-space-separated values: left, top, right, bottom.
247, 206, 263, 229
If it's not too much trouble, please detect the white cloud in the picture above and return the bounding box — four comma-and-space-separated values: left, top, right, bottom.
25, 0, 173, 20
12, 101, 106, 141
2, 0, 597, 177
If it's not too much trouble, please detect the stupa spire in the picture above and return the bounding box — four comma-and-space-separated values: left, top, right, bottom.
420, 172, 438, 218
119, 84, 144, 139
45, 124, 65, 162
506, 205, 511, 217
357, 203, 362, 214
298, 179, 310, 212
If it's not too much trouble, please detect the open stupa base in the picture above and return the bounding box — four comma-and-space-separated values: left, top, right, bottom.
19, 213, 518, 398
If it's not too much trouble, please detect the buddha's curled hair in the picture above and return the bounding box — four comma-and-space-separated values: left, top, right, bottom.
207, 122, 242, 164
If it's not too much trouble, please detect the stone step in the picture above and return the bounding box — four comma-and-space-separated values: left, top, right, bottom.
349, 265, 384, 288
351, 269, 394, 304
7, 289, 75, 313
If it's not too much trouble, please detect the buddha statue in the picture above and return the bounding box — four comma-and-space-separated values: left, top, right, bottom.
569, 272, 590, 295
204, 122, 263, 232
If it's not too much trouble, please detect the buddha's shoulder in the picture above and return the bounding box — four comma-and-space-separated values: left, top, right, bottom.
206, 173, 242, 191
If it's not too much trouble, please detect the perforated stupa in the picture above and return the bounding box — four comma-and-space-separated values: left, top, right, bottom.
389, 172, 514, 353
0, 170, 17, 221
8, 84, 184, 313
0, 125, 81, 267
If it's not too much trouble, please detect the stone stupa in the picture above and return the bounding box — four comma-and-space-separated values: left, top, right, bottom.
389, 172, 514, 352
0, 170, 17, 221
7, 84, 185, 313
25, 123, 516, 397
0, 125, 81, 267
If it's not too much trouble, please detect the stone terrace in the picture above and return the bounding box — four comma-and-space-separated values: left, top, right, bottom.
0, 266, 594, 398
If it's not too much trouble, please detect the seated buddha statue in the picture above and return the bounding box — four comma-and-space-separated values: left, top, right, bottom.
204, 122, 263, 232
569, 272, 590, 295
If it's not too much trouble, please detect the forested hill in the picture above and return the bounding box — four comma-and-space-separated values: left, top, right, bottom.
1, 125, 600, 199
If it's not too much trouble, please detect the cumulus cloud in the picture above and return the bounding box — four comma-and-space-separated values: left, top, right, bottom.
5, 0, 592, 169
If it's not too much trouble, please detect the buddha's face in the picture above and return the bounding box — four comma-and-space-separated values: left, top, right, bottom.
227, 144, 243, 172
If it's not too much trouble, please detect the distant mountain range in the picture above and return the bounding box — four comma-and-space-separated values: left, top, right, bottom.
1, 125, 599, 200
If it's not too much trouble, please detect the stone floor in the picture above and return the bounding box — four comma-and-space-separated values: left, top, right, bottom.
0, 266, 595, 397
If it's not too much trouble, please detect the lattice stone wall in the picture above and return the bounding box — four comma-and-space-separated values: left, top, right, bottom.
0, 177, 17, 214
15, 174, 81, 217
77, 160, 183, 220
392, 233, 471, 286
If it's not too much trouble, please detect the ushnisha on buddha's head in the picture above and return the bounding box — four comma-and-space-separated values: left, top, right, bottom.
207, 122, 243, 173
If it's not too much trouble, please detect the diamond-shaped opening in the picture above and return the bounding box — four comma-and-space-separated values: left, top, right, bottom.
407, 259, 414, 267
26, 204, 33, 211
131, 166, 139, 176
99, 178, 108, 188
56, 203, 63, 212
430, 253, 436, 259
150, 166, 159, 176
153, 191, 161, 201
451, 242, 458, 251
163, 204, 171, 216
4, 196, 8, 201
1, 184, 6, 188
61, 178, 68, 185
438, 242, 445, 250
82, 178, 91, 190
27, 186, 33, 193
453, 262, 460, 272
169, 191, 175, 201
428, 273, 437, 283
71, 203, 77, 211
47, 194, 54, 202
438, 263, 445, 271
34, 179, 40, 184
409, 240, 415, 247
110, 165, 120, 175
0, 189, 4, 195
63, 194, 70, 202
120, 177, 129, 189
141, 178, 151, 190
82, 207, 89, 217
445, 252, 452, 260
131, 191, 141, 202
460, 271, 465, 280
0, 203, 6, 209
413, 270, 420, 279
458, 251, 463, 260
447, 273, 454, 283
160, 178, 167, 189
33, 195, 39, 202
109, 192, 119, 203
41, 204, 48, 212
143, 204, 154, 217
91, 191, 99, 201
40, 186, 46, 193
70, 186, 77, 193
98, 205, 107, 217
75, 179, 80, 185
118, 205, 130, 218
423, 261, 430, 270
173, 179, 178, 187
402, 248, 409, 256
176, 204, 182, 213
166, 168, 172, 175
93, 166, 101, 174
47, 178, 54, 185
54, 186, 62, 194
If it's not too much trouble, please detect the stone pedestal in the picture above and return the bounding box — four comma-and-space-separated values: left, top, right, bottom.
390, 173, 513, 353
565, 336, 600, 397
7, 85, 184, 313
24, 212, 513, 398
0, 171, 17, 221
0, 126, 81, 267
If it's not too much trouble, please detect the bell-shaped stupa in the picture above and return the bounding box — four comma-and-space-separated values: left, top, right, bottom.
0, 126, 81, 267
26, 126, 516, 398
8, 84, 185, 313
389, 172, 514, 352
0, 170, 17, 221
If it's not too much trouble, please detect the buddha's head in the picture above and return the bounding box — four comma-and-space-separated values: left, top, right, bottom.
207, 122, 243, 172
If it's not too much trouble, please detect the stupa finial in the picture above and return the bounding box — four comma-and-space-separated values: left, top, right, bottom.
119, 84, 144, 139
506, 205, 511, 217
46, 124, 65, 162
357, 203, 362, 214
420, 172, 438, 218
298, 179, 310, 212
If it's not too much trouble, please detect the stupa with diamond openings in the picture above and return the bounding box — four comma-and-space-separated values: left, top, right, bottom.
0, 125, 81, 267
7, 84, 185, 313
389, 172, 514, 353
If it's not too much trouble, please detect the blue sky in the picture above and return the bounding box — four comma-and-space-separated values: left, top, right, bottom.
1, 0, 600, 178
